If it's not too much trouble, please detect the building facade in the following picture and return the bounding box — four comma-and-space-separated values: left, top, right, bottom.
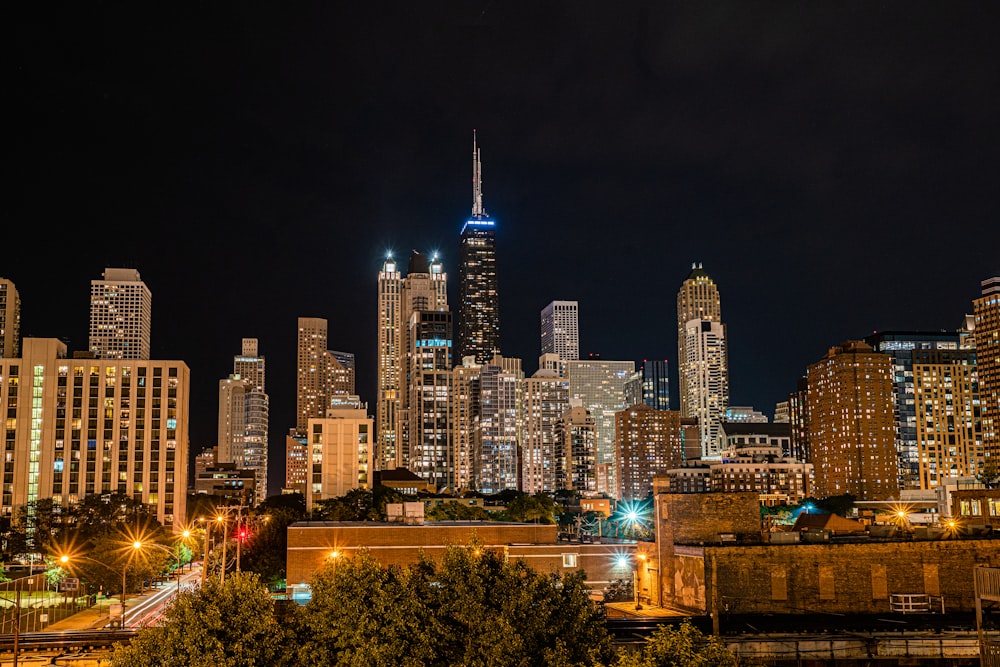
296, 318, 355, 437
218, 338, 269, 503
456, 133, 500, 366
641, 359, 670, 411
89, 268, 152, 361
477, 354, 522, 493
676, 263, 723, 419
974, 277, 1000, 468
0, 278, 20, 359
912, 348, 983, 489
615, 404, 686, 501
565, 358, 634, 489
807, 340, 897, 500
540, 300, 579, 362
376, 256, 402, 469
1, 338, 188, 529
405, 310, 453, 490
521, 365, 569, 494
305, 405, 373, 512
555, 405, 597, 493
682, 318, 729, 458
864, 330, 962, 490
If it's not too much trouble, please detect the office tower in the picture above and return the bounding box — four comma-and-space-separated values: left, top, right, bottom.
521, 361, 569, 494
451, 357, 481, 491
724, 406, 768, 423
397, 251, 449, 472
682, 319, 729, 458
457, 132, 500, 366
676, 263, 722, 416
218, 375, 247, 467
0, 278, 20, 358
615, 404, 686, 501
773, 401, 790, 424
642, 359, 670, 411
406, 310, 453, 490
554, 405, 597, 492
565, 358, 634, 490
376, 255, 402, 469
89, 268, 152, 360
305, 404, 373, 512
806, 340, 897, 500
478, 354, 523, 493
677, 264, 729, 458
623, 370, 643, 409
284, 429, 308, 495
912, 349, 983, 488
540, 301, 579, 362
864, 331, 961, 490
974, 277, 1000, 467
0, 338, 188, 527
234, 338, 265, 391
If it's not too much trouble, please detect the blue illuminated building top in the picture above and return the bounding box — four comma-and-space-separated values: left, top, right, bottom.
461, 218, 495, 234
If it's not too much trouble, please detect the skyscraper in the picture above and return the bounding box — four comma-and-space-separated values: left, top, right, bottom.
89, 268, 152, 360
641, 359, 670, 410
676, 264, 729, 457
405, 310, 454, 490
296, 317, 329, 434
376, 255, 402, 469
554, 405, 597, 492
864, 331, 961, 490
451, 357, 481, 491
218, 338, 269, 503
807, 340, 897, 500
974, 277, 1000, 469
521, 357, 569, 494
477, 354, 523, 494
305, 404, 373, 512
565, 357, 634, 488
540, 300, 579, 362
0, 278, 19, 358
457, 132, 500, 366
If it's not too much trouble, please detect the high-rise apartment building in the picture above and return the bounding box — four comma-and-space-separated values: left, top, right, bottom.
0, 278, 20, 358
806, 340, 897, 500
0, 338, 188, 528
641, 359, 670, 411
974, 277, 1000, 467
676, 263, 722, 415
912, 349, 983, 488
787, 376, 810, 462
682, 319, 729, 458
405, 310, 453, 490
677, 264, 729, 458
521, 359, 569, 494
555, 405, 596, 492
451, 357, 481, 491
615, 404, 686, 501
540, 301, 579, 362
864, 331, 960, 490
218, 339, 269, 503
565, 358, 634, 490
89, 268, 152, 360
382, 251, 448, 476
284, 429, 308, 495
305, 404, 373, 512
376, 256, 402, 469
478, 354, 523, 494
296, 318, 355, 437
457, 132, 500, 366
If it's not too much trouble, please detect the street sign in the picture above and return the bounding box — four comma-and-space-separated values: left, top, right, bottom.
60, 577, 79, 592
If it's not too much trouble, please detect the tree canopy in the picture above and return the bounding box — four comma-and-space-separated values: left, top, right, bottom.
111, 572, 290, 667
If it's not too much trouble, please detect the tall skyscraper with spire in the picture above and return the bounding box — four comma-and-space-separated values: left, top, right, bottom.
676, 263, 729, 457
457, 131, 500, 366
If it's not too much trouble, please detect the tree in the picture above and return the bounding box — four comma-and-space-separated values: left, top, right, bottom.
111, 571, 291, 667
295, 542, 615, 666
241, 507, 302, 586
615, 619, 740, 667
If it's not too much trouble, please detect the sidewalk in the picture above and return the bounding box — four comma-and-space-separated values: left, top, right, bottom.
45, 597, 120, 631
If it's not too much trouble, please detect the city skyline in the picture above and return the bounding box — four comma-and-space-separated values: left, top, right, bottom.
11, 4, 999, 495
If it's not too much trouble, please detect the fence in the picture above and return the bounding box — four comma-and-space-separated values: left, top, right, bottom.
0, 573, 97, 633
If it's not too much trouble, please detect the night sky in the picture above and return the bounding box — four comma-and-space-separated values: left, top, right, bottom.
12, 3, 1000, 496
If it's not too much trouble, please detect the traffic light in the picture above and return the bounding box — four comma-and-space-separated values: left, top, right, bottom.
236, 526, 250, 542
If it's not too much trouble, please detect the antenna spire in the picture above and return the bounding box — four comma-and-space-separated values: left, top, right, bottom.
472, 130, 485, 218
